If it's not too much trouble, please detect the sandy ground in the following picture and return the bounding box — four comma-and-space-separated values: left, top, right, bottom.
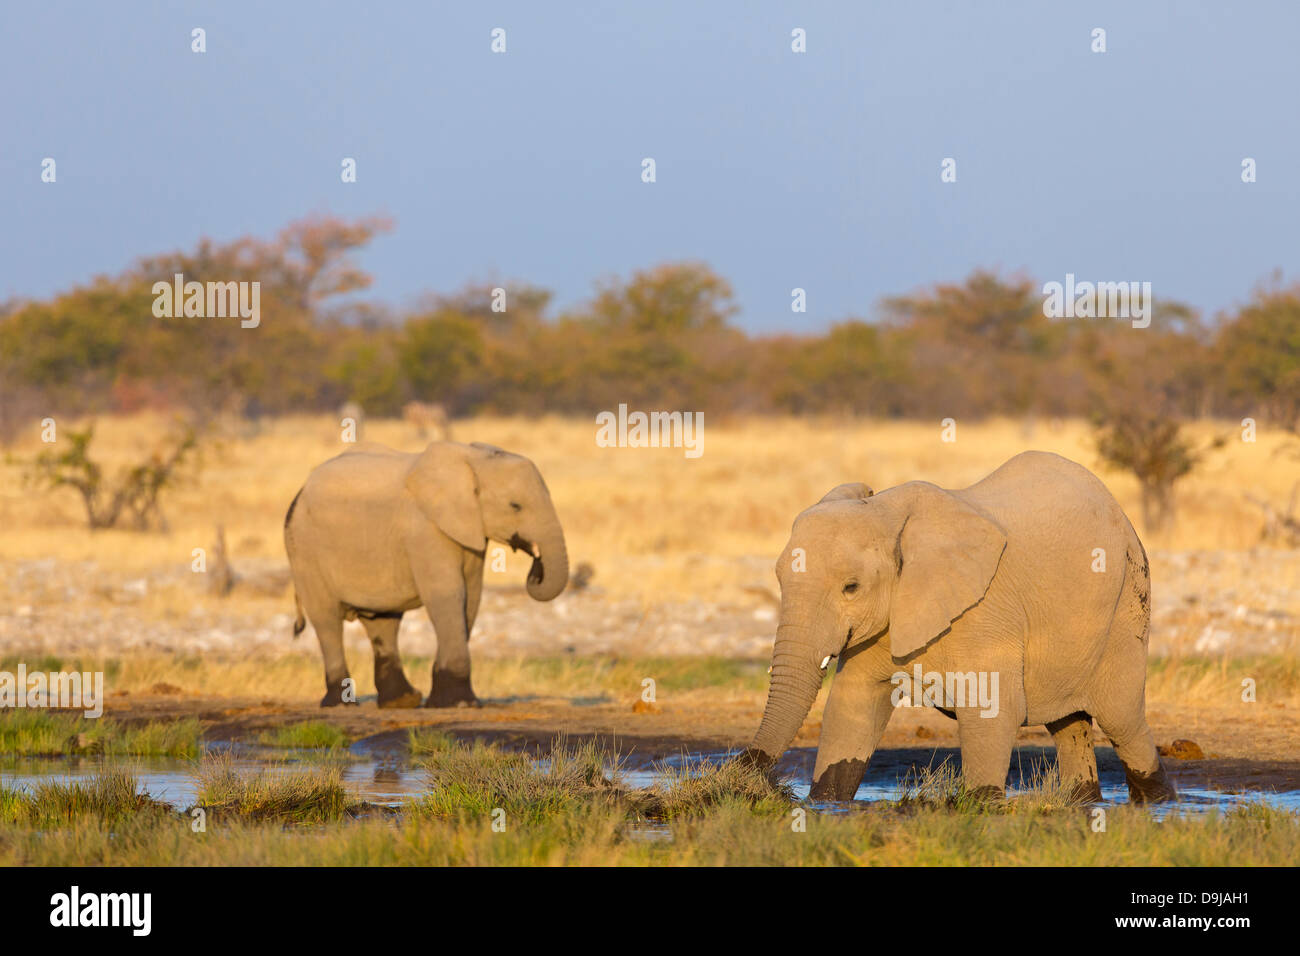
3, 548, 1299, 659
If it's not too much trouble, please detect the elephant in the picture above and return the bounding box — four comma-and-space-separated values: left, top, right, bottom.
403, 400, 452, 442
741, 451, 1176, 804
283, 440, 568, 708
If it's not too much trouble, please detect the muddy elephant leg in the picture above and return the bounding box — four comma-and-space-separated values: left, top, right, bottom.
421, 584, 479, 708
1092, 548, 1175, 803
302, 599, 353, 707
1094, 709, 1177, 803
361, 613, 422, 709
809, 653, 895, 801
1046, 711, 1102, 803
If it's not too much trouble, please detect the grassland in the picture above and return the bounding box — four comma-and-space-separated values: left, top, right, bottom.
1, 414, 1298, 865
3, 413, 1298, 602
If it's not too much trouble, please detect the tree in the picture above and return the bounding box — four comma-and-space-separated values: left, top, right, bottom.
27, 423, 199, 530
881, 270, 1061, 417
774, 321, 905, 415
1216, 281, 1300, 430
399, 312, 487, 411
1093, 410, 1200, 533
587, 262, 737, 335
572, 262, 744, 408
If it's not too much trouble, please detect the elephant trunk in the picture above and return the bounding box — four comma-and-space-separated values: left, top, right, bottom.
524, 522, 568, 602
749, 622, 825, 761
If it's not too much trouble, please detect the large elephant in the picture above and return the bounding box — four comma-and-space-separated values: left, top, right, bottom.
742, 451, 1175, 804
284, 440, 568, 708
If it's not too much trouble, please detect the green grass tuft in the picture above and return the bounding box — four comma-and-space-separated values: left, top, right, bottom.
257, 721, 350, 750
412, 736, 623, 824
193, 753, 352, 823
0, 710, 200, 757
408, 727, 458, 755
5, 769, 174, 827
0, 785, 29, 825
634, 754, 794, 820
892, 758, 1102, 814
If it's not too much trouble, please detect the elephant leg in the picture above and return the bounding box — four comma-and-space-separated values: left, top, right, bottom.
954, 691, 1024, 801
420, 584, 479, 708
1046, 711, 1101, 803
810, 656, 894, 801
1092, 572, 1177, 803
361, 613, 422, 709
301, 597, 353, 707
1093, 707, 1176, 804
462, 550, 485, 634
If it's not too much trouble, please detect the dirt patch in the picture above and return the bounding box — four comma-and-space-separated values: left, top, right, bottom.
1159, 738, 1207, 760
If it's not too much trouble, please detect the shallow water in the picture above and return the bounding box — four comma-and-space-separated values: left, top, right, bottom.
0, 742, 430, 810
620, 748, 1300, 820
4, 743, 1298, 821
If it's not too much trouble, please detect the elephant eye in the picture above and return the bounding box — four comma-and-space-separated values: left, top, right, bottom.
510, 502, 522, 512
843, 581, 859, 595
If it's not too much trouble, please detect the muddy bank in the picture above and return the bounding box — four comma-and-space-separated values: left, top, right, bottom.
92, 690, 1300, 797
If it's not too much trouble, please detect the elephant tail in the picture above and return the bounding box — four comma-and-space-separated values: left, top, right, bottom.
292, 589, 306, 638
284, 485, 307, 639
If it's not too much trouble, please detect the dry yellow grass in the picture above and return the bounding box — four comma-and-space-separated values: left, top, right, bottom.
20, 651, 765, 706
1, 413, 1296, 602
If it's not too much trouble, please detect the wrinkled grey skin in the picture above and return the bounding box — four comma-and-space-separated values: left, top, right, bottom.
741, 451, 1175, 805
284, 441, 568, 708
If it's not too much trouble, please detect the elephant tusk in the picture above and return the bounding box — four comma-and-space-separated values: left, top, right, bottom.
819, 655, 832, 670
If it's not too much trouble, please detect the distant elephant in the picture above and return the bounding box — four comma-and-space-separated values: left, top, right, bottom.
741, 451, 1175, 804
284, 441, 568, 708
403, 401, 452, 441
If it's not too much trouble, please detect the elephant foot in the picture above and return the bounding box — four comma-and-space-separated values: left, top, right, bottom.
809, 758, 868, 802
378, 688, 424, 709
964, 785, 1006, 808
1061, 778, 1104, 804
1125, 760, 1178, 804
425, 672, 480, 709
735, 748, 776, 776
320, 681, 359, 708
376, 669, 424, 709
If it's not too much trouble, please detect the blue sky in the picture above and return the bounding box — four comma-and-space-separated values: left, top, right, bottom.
3, 1, 1297, 332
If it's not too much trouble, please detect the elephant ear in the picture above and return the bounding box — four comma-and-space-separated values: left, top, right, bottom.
888, 485, 1006, 660
819, 482, 874, 503
405, 443, 486, 550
